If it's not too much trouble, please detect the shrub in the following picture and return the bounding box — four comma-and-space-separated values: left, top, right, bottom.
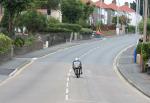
54, 23, 82, 32
0, 33, 12, 54
14, 37, 25, 47
48, 17, 60, 24
136, 42, 150, 70
14, 36, 35, 47
45, 27, 71, 33
24, 36, 35, 46
80, 28, 93, 34
128, 25, 135, 33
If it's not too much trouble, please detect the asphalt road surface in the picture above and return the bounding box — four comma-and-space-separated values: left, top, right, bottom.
0, 35, 149, 103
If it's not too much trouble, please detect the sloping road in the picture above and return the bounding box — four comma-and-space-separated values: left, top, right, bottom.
0, 35, 149, 103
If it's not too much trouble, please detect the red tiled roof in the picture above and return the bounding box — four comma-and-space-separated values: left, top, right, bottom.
95, 1, 108, 9
107, 3, 119, 11
119, 5, 135, 12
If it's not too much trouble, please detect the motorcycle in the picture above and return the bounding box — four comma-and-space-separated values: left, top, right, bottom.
74, 67, 81, 78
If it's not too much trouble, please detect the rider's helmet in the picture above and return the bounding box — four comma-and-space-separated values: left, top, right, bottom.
75, 57, 79, 61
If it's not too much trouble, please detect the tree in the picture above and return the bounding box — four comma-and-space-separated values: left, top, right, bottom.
61, 0, 83, 23
0, 0, 33, 37
16, 10, 47, 34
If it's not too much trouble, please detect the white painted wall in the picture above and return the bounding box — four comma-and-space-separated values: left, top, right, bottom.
51, 10, 62, 22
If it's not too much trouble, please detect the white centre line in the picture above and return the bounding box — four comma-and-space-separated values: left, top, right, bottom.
66, 88, 69, 94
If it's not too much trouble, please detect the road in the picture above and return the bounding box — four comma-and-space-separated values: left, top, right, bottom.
0, 35, 149, 103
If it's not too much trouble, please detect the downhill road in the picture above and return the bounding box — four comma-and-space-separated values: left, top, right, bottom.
0, 35, 149, 103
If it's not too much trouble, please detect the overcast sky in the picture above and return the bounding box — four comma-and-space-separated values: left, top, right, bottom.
92, 0, 135, 6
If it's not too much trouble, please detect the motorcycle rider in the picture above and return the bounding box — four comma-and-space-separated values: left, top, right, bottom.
72, 58, 83, 75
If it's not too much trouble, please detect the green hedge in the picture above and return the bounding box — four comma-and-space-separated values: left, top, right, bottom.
136, 42, 150, 71
14, 36, 35, 47
49, 23, 82, 32
80, 28, 93, 34
0, 33, 12, 54
44, 27, 72, 33
128, 25, 135, 33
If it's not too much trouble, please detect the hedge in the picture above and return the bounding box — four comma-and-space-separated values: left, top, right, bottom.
80, 28, 93, 34
136, 42, 150, 71
49, 23, 82, 32
0, 33, 12, 54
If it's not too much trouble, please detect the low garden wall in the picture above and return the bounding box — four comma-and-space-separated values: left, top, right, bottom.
14, 41, 43, 56
0, 50, 12, 64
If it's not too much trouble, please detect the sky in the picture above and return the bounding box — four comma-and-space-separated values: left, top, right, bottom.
92, 0, 135, 6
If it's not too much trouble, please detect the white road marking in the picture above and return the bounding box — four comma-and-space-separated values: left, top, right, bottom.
66, 88, 69, 94
65, 94, 69, 101
113, 44, 150, 101
67, 77, 69, 82
66, 82, 69, 88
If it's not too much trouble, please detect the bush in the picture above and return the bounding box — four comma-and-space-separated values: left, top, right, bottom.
54, 23, 82, 32
15, 10, 47, 33
14, 37, 25, 47
136, 42, 150, 67
48, 17, 60, 24
0, 33, 12, 54
45, 27, 71, 33
14, 36, 35, 47
128, 25, 135, 33
80, 28, 93, 34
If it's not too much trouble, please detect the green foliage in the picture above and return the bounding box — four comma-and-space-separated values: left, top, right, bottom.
14, 36, 35, 47
139, 18, 150, 35
34, 0, 47, 9
61, 0, 83, 23
44, 27, 71, 33
77, 19, 90, 28
0, 33, 12, 54
0, 0, 34, 35
24, 36, 35, 46
14, 37, 25, 47
81, 3, 94, 20
136, 42, 150, 65
16, 10, 47, 33
47, 0, 60, 10
48, 17, 60, 24
54, 23, 82, 32
128, 25, 135, 33
80, 28, 93, 34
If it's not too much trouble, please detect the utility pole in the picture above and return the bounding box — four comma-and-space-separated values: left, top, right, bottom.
116, 0, 120, 35
143, 0, 148, 42
135, 0, 139, 35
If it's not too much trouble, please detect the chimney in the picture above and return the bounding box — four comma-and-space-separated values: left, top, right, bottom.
112, 0, 116, 4
124, 2, 129, 6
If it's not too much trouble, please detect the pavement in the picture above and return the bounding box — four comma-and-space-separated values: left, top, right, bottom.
117, 46, 150, 98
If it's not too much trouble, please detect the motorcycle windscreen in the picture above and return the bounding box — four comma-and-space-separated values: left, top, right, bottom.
73, 61, 80, 68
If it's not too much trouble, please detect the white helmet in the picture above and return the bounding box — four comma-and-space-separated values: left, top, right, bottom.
75, 58, 79, 61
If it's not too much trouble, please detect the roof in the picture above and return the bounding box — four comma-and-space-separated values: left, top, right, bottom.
95, 1, 108, 9
119, 5, 135, 12
107, 3, 119, 11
